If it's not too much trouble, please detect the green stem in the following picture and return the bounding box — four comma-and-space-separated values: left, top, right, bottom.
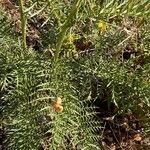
55, 0, 83, 61
18, 0, 27, 51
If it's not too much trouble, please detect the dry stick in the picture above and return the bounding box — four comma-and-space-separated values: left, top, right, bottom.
109, 122, 124, 149
55, 0, 83, 61
18, 0, 27, 51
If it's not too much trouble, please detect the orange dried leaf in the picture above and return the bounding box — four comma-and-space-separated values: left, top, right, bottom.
55, 97, 62, 105
51, 97, 63, 113
133, 134, 142, 141
54, 105, 63, 113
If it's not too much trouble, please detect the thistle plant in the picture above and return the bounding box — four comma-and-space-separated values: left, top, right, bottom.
1, 0, 150, 150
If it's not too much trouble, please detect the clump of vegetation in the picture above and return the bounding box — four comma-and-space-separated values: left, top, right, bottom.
0, 0, 150, 149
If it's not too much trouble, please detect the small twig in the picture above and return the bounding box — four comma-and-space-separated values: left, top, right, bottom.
18, 0, 27, 51
109, 122, 124, 149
